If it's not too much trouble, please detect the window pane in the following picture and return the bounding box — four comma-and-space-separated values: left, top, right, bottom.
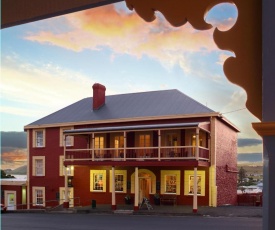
165, 175, 176, 193
115, 174, 124, 192
189, 175, 202, 194
36, 131, 43, 147
36, 190, 43, 205
65, 136, 72, 146
93, 174, 103, 191
35, 159, 43, 176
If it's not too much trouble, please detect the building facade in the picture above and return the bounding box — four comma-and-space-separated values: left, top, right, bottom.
24, 83, 238, 211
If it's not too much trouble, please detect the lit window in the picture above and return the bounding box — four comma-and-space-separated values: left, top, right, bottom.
184, 170, 205, 196
139, 134, 151, 156
109, 170, 127, 193
161, 170, 180, 195
90, 170, 106, 192
93, 174, 104, 191
165, 175, 177, 194
94, 136, 104, 157
139, 134, 150, 147
189, 175, 202, 195
59, 156, 74, 176
115, 174, 124, 192
114, 135, 124, 158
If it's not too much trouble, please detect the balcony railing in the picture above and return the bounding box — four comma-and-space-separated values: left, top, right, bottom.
64, 146, 209, 162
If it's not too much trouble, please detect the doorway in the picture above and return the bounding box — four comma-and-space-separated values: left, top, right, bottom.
139, 176, 151, 203
5, 191, 16, 210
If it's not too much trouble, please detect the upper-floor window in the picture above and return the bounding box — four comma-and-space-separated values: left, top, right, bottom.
32, 156, 45, 176
138, 134, 151, 156
166, 133, 178, 146
114, 135, 124, 158
94, 136, 104, 158
60, 127, 74, 147
33, 129, 45, 148
139, 134, 150, 147
114, 135, 124, 148
95, 136, 104, 149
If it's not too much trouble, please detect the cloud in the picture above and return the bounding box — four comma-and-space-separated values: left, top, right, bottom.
1, 132, 27, 149
24, 4, 220, 73
1, 149, 27, 170
238, 138, 262, 147
1, 55, 95, 118
237, 153, 262, 163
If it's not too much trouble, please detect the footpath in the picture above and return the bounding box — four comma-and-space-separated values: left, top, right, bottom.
7, 204, 262, 218
74, 204, 262, 218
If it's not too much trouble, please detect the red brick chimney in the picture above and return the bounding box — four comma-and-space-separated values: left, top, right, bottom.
92, 83, 106, 110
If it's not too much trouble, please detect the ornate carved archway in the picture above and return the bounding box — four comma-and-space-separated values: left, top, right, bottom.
125, 0, 262, 121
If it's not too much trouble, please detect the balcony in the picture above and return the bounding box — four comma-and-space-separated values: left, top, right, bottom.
63, 122, 211, 167
64, 146, 209, 167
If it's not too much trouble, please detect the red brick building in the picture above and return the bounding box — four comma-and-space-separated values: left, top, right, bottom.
24, 83, 238, 211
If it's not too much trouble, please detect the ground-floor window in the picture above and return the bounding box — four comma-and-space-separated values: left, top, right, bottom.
109, 170, 127, 193
165, 174, 177, 193
160, 170, 181, 195
90, 170, 106, 192
32, 187, 45, 206
115, 174, 124, 191
184, 170, 205, 196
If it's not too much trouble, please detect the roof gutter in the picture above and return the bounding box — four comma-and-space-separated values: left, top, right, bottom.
24, 112, 220, 130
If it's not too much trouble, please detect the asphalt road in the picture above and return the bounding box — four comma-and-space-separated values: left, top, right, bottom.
1, 213, 262, 230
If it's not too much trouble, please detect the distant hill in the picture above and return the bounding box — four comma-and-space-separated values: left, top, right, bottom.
10, 165, 27, 175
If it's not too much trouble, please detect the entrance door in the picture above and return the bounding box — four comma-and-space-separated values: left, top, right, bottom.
5, 191, 16, 210
139, 177, 150, 203
59, 188, 74, 207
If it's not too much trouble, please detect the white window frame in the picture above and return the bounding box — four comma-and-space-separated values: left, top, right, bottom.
60, 127, 74, 147
32, 156, 45, 176
33, 129, 45, 148
32, 187, 45, 206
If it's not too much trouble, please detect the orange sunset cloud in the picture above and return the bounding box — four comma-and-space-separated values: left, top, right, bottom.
25, 4, 221, 67
1, 149, 27, 170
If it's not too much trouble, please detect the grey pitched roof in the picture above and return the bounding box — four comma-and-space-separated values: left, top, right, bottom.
26, 89, 215, 127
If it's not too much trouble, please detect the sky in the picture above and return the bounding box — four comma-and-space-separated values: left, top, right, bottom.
0, 2, 263, 169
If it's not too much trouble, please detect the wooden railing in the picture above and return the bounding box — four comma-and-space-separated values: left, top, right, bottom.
65, 146, 209, 162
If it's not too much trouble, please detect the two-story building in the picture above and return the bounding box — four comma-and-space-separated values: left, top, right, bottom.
24, 83, 238, 212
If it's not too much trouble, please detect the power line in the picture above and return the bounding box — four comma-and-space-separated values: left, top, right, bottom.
221, 107, 247, 114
